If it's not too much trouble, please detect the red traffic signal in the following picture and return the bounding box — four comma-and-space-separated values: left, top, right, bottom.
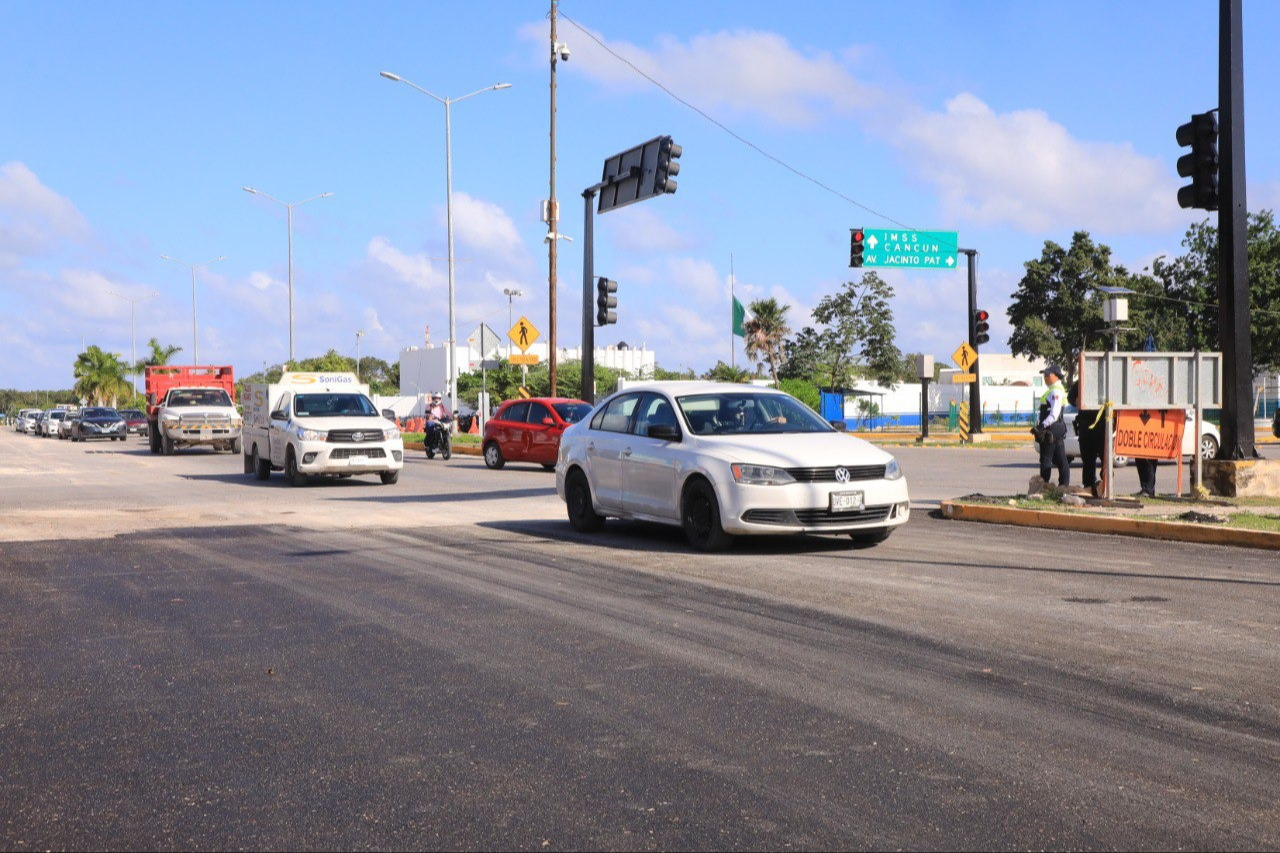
850, 228, 865, 268
974, 309, 991, 346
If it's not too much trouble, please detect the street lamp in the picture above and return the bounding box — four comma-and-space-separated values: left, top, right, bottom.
242, 187, 333, 364
380, 70, 511, 424
105, 289, 160, 395
502, 288, 523, 332
355, 329, 365, 381
160, 254, 226, 365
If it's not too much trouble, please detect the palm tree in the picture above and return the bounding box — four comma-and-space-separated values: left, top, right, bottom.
742, 297, 791, 385
74, 346, 132, 406
133, 338, 183, 373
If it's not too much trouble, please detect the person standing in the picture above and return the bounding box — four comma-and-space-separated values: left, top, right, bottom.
1135, 456, 1158, 498
1035, 364, 1070, 487
1069, 381, 1105, 495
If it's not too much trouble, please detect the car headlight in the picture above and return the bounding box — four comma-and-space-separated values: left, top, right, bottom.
885, 458, 904, 480
231, 417, 243, 428
383, 427, 400, 441
161, 414, 179, 423
731, 464, 796, 485
296, 427, 327, 441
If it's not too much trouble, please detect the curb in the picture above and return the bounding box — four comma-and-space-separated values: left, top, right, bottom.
404, 440, 481, 456
940, 500, 1280, 551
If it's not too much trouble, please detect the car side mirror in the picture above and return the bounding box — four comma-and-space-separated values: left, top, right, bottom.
382, 409, 397, 421
830, 420, 847, 431
270, 410, 287, 421
542, 417, 555, 426
647, 424, 682, 442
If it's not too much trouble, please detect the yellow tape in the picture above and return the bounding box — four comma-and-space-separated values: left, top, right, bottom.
1088, 401, 1113, 430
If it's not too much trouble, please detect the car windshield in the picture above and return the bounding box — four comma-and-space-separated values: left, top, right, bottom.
677, 392, 834, 435
553, 402, 593, 424
82, 408, 118, 419
168, 389, 232, 407
49, 412, 65, 420
293, 393, 379, 418
119, 410, 144, 419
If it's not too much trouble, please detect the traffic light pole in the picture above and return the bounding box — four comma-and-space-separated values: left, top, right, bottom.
1218, 0, 1254, 459
960, 248, 982, 434
581, 182, 604, 404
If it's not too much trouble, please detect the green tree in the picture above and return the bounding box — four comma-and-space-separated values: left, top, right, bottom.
1148, 211, 1280, 374
781, 272, 904, 389
742, 297, 791, 385
700, 361, 752, 383
653, 364, 697, 381
133, 338, 183, 372
73, 345, 131, 406
1007, 231, 1131, 385
775, 377, 820, 411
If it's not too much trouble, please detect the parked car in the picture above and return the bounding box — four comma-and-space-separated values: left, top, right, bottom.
556, 382, 910, 552
40, 409, 69, 437
57, 413, 75, 439
483, 397, 593, 470
70, 407, 127, 442
14, 409, 42, 432
117, 409, 148, 437
30, 411, 48, 436
1063, 406, 1220, 467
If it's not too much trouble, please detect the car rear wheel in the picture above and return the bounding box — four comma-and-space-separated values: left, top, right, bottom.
252, 447, 271, 481
566, 470, 605, 533
1199, 434, 1218, 460
484, 442, 505, 470
682, 479, 733, 552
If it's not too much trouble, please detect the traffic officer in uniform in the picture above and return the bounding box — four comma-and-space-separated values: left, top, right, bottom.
1034, 364, 1070, 487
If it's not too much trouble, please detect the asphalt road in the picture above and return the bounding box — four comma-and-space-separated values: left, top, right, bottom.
1, 429, 1278, 849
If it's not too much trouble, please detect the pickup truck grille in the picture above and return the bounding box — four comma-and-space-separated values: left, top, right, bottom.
328, 429, 383, 443
330, 448, 387, 460
179, 413, 232, 426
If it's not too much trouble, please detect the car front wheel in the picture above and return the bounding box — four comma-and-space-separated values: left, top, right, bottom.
566, 470, 605, 533
484, 442, 505, 470
682, 479, 733, 552
285, 449, 308, 487
1200, 434, 1219, 460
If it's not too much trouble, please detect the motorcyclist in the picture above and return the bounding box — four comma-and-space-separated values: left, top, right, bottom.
425, 393, 451, 454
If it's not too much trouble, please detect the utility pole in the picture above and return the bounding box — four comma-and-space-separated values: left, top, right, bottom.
959, 249, 982, 434
548, 0, 561, 396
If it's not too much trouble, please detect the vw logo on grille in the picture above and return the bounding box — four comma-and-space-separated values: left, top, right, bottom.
834, 467, 851, 483
352, 432, 366, 442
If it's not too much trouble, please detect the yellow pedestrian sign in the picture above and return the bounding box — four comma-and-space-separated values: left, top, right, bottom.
952, 341, 978, 372
509, 316, 540, 353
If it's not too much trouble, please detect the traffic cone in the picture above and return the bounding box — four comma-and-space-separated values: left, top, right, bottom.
468, 416, 479, 435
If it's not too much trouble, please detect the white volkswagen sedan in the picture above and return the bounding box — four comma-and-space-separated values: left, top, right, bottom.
556, 382, 910, 551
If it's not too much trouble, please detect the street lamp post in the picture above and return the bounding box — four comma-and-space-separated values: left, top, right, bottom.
503, 288, 523, 332
380, 70, 511, 426
355, 329, 365, 381
106, 289, 160, 395
242, 187, 333, 364
160, 254, 226, 365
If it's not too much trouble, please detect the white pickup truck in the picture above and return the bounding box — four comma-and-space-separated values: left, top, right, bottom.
242, 372, 404, 486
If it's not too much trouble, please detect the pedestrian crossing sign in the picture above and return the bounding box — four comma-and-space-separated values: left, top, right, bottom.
508, 317, 540, 353
951, 341, 977, 372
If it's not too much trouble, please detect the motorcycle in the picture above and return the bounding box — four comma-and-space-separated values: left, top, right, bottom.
424, 417, 452, 460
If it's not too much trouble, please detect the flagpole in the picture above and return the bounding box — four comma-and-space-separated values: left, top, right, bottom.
730, 254, 736, 371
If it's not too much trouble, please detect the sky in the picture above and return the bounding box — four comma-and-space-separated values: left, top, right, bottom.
3, 0, 1279, 391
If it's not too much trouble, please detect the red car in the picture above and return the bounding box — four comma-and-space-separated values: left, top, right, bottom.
483, 397, 592, 470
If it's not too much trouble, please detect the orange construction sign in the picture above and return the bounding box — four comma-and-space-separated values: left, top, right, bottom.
1114, 409, 1186, 460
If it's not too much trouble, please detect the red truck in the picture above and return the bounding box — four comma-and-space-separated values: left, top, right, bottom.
145, 365, 242, 455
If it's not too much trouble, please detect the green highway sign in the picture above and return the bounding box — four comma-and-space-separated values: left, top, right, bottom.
861, 229, 959, 269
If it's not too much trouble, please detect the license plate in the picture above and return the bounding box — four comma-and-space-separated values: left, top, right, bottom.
349, 456, 368, 465
830, 491, 865, 512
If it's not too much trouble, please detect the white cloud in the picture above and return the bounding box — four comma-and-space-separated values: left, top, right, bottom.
448, 192, 525, 261
518, 23, 877, 126
365, 236, 441, 291
894, 94, 1183, 234
607, 205, 697, 254
0, 162, 92, 267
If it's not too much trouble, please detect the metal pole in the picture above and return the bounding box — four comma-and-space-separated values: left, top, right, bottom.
287, 204, 294, 363
445, 98, 457, 429
548, 0, 559, 397
1194, 351, 1204, 490
191, 266, 199, 365
960, 249, 982, 433
581, 186, 597, 404
1218, 0, 1254, 459
921, 377, 930, 439
130, 301, 136, 396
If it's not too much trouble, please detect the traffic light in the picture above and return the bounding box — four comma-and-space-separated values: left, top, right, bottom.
1176, 111, 1219, 211
974, 309, 990, 346
596, 277, 618, 326
654, 136, 681, 195
850, 228, 865, 267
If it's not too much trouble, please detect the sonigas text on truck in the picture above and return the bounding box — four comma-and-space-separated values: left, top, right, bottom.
241, 372, 404, 486
145, 365, 242, 456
